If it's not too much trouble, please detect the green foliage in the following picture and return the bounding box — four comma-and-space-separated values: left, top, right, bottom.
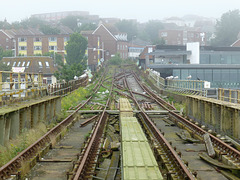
61, 87, 88, 111
211, 10, 240, 46
0, 19, 11, 29
54, 33, 88, 81
39, 24, 60, 35
77, 23, 97, 33
153, 37, 166, 45
144, 20, 164, 43
54, 59, 87, 81
115, 20, 138, 40
107, 54, 123, 65
43, 52, 63, 66
0, 47, 13, 60
66, 33, 87, 64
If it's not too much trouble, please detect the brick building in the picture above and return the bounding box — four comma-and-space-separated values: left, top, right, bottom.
159, 29, 206, 46
82, 24, 129, 71
0, 26, 73, 59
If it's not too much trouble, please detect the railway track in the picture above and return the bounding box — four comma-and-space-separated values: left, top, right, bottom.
1, 65, 240, 180
114, 69, 240, 179
0, 70, 108, 179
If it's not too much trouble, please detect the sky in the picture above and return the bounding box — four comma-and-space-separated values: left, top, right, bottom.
1, 0, 240, 23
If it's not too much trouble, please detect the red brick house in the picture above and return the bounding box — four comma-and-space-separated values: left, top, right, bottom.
92, 24, 128, 60
0, 30, 15, 52
81, 31, 102, 71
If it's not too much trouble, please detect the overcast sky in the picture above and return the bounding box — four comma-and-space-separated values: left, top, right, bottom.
1, 0, 240, 22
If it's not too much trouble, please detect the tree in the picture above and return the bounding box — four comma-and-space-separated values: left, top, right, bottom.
0, 47, 13, 60
55, 33, 87, 81
39, 24, 60, 35
77, 23, 97, 33
65, 33, 87, 64
43, 52, 63, 66
211, 10, 240, 46
115, 20, 138, 40
60, 16, 80, 31
144, 20, 164, 43
153, 37, 166, 45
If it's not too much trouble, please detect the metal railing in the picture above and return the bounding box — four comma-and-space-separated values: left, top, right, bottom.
147, 69, 208, 96
47, 75, 88, 96
218, 88, 240, 103
0, 71, 46, 103
166, 79, 207, 96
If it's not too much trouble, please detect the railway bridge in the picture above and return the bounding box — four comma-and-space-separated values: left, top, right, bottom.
0, 66, 240, 180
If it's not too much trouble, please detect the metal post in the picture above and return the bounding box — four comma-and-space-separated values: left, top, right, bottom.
18, 73, 21, 98
25, 73, 28, 98
10, 72, 13, 100
0, 72, 2, 101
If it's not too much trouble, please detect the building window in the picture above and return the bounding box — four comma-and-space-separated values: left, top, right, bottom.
196, 34, 199, 38
45, 61, 49, 67
17, 62, 21, 67
34, 37, 42, 42
18, 37, 27, 42
38, 61, 43, 68
19, 46, 27, 50
34, 46, 42, 50
64, 37, 69, 42
13, 62, 16, 67
6, 46, 8, 50
26, 61, 30, 67
161, 32, 167, 37
22, 61, 25, 67
6, 38, 8, 42
49, 46, 57, 50
117, 44, 119, 50
48, 37, 57, 42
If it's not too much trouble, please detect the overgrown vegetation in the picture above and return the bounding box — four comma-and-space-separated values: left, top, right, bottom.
0, 123, 47, 166
61, 87, 88, 111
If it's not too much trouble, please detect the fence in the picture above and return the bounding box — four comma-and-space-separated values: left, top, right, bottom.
47, 74, 88, 96
0, 71, 89, 106
147, 69, 208, 96
0, 71, 46, 105
218, 88, 240, 103
166, 79, 208, 96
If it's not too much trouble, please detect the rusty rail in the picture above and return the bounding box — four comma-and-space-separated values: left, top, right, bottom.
0, 71, 106, 179
131, 70, 240, 168
72, 72, 114, 180
122, 70, 196, 180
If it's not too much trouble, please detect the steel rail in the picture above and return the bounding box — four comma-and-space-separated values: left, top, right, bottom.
122, 71, 196, 180
0, 71, 107, 179
132, 71, 240, 164
72, 73, 114, 180
132, 71, 176, 110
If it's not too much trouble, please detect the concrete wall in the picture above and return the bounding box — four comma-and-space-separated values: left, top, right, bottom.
0, 96, 61, 146
186, 95, 240, 139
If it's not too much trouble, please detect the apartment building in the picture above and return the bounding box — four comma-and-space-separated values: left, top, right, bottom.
159, 29, 206, 46
0, 26, 73, 58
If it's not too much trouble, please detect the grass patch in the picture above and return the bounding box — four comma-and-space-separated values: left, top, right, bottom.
0, 122, 48, 167
61, 87, 88, 111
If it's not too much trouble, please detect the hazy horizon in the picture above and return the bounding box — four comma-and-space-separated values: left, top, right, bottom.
1, 0, 240, 23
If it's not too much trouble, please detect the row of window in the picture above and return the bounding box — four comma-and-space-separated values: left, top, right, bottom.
8, 61, 50, 67
18, 46, 61, 51
160, 32, 200, 38
117, 44, 128, 51
18, 37, 69, 42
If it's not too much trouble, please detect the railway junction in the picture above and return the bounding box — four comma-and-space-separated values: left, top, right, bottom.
0, 64, 240, 180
